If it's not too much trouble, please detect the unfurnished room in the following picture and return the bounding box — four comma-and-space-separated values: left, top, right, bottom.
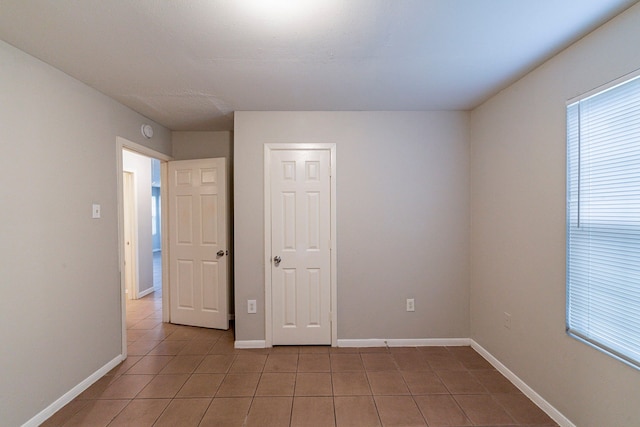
1, 1, 639, 426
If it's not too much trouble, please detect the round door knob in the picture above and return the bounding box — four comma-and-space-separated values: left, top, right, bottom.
273, 256, 281, 266
217, 250, 225, 257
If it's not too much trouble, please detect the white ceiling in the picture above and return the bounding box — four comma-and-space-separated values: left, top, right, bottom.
0, 0, 637, 131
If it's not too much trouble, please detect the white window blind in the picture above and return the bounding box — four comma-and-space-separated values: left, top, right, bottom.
567, 73, 640, 369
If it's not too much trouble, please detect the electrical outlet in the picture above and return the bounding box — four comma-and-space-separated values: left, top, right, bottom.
504, 312, 512, 329
248, 300, 257, 314
406, 298, 415, 312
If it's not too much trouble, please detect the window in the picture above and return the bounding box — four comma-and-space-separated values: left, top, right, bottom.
566, 72, 640, 369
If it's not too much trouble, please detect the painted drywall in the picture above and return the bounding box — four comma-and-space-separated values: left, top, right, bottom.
234, 111, 470, 342
172, 131, 233, 160
122, 149, 154, 296
469, 3, 640, 426
0, 39, 171, 426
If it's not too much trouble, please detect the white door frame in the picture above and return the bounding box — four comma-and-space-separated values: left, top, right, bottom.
116, 137, 172, 358
122, 170, 139, 300
264, 143, 337, 347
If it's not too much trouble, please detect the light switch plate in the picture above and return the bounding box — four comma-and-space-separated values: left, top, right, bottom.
92, 204, 101, 219
248, 300, 257, 314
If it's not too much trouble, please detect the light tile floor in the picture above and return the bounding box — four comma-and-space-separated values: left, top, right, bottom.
42, 291, 558, 426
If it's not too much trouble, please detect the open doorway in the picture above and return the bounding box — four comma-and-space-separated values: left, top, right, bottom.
122, 149, 159, 299
117, 137, 171, 357
117, 136, 234, 357
122, 149, 163, 332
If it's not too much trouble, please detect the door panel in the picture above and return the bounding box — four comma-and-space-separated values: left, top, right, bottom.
168, 158, 228, 329
201, 195, 218, 244
202, 261, 219, 310
177, 260, 194, 308
271, 149, 331, 345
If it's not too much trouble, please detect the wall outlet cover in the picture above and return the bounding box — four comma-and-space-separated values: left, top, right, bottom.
406, 298, 415, 312
504, 312, 512, 329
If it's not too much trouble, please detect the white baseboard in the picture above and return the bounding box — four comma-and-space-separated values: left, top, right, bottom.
234, 340, 267, 349
337, 338, 386, 347
337, 338, 471, 347
470, 340, 576, 427
22, 354, 124, 427
137, 286, 155, 298
388, 338, 471, 347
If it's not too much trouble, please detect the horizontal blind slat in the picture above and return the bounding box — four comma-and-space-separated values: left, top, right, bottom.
567, 74, 640, 369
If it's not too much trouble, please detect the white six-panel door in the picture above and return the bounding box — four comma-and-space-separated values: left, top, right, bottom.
168, 158, 229, 330
270, 149, 332, 345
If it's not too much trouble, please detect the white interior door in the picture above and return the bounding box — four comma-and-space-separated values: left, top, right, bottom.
270, 149, 332, 345
168, 158, 229, 329
123, 171, 138, 300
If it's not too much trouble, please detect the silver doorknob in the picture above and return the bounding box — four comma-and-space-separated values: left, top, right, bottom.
273, 256, 281, 266
217, 250, 225, 257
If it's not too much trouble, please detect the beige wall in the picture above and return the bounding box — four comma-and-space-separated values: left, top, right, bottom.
122, 149, 153, 296
469, 4, 640, 426
0, 40, 171, 426
234, 111, 470, 342
172, 131, 233, 160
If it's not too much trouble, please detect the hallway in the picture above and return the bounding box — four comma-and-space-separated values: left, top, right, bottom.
41, 291, 557, 426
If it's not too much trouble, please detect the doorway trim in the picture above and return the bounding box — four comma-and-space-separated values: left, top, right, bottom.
263, 143, 337, 347
116, 137, 172, 358
122, 171, 139, 300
